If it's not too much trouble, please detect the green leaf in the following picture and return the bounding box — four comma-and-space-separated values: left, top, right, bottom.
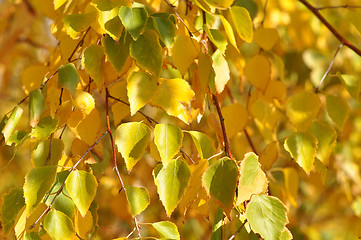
31, 116, 59, 141
229, 6, 253, 43
44, 209, 76, 240
202, 157, 238, 212
204, 26, 228, 53
0, 188, 25, 234
130, 30, 163, 76
153, 159, 191, 216
153, 15, 176, 48
31, 139, 64, 167
45, 171, 75, 218
66, 170, 98, 217
24, 166, 57, 214
1, 106, 23, 144
285, 91, 321, 131
326, 94, 350, 130
58, 63, 80, 97
211, 207, 223, 240
119, 6, 148, 40
125, 185, 150, 217
25, 232, 42, 240
29, 89, 45, 128
246, 195, 288, 240
186, 131, 215, 159
8, 131, 28, 146
102, 32, 132, 73
336, 72, 361, 101
127, 71, 158, 115
115, 122, 151, 172
308, 121, 337, 166
154, 124, 183, 166
236, 153, 268, 205
284, 132, 317, 174
63, 11, 96, 39
152, 221, 180, 240
81, 44, 105, 89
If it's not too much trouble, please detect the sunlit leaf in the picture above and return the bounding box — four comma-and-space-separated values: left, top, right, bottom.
2, 106, 23, 144
152, 221, 180, 240
25, 232, 42, 240
153, 15, 176, 48
219, 15, 238, 50
125, 185, 150, 217
251, 98, 279, 129
15, 204, 48, 239
152, 78, 195, 124
31, 139, 64, 167
254, 28, 279, 51
119, 6, 148, 40
31, 116, 59, 141
72, 90, 95, 115
170, 35, 200, 75
130, 30, 163, 77
259, 141, 278, 170
115, 122, 151, 171
229, 6, 253, 43
102, 32, 132, 73
75, 108, 101, 145
0, 188, 25, 234
127, 71, 158, 115
29, 89, 45, 128
212, 49, 230, 93
264, 80, 287, 104
222, 103, 248, 139
66, 170, 98, 217
21, 65, 47, 94
81, 44, 105, 89
204, 26, 228, 53
308, 121, 337, 166
154, 124, 183, 166
63, 11, 96, 39
283, 168, 298, 207
202, 157, 238, 213
244, 55, 271, 91
153, 159, 191, 216
187, 131, 215, 159
54, 0, 67, 10
284, 132, 317, 174
58, 63, 80, 97
285, 91, 321, 131
280, 228, 293, 240
44, 209, 76, 240
24, 166, 57, 214
193, 52, 213, 112
246, 195, 288, 240
326, 94, 350, 130
336, 72, 361, 101
236, 153, 268, 205
75, 210, 93, 239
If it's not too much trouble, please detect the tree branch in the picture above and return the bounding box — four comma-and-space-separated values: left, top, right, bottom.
298, 0, 361, 57
212, 94, 234, 160
316, 4, 361, 10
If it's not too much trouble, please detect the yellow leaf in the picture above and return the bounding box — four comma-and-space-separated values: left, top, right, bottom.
81, 44, 105, 90
283, 168, 298, 207
229, 6, 253, 43
219, 15, 238, 51
222, 103, 248, 139
109, 80, 129, 103
326, 94, 350, 130
244, 55, 271, 91
72, 90, 95, 115
75, 210, 93, 239
21, 65, 47, 94
204, 0, 234, 9
111, 102, 130, 126
254, 28, 279, 51
264, 80, 286, 104
170, 35, 200, 75
259, 141, 278, 170
285, 91, 321, 131
192, 53, 212, 112
54, 0, 67, 10
77, 109, 101, 145
251, 98, 279, 130
212, 49, 230, 94
152, 78, 195, 124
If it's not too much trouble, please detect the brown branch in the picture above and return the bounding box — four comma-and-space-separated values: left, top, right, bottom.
211, 94, 234, 160
298, 0, 361, 57
260, 0, 269, 26
68, 27, 90, 62
243, 129, 257, 155
228, 220, 247, 240
105, 88, 142, 238
163, 0, 193, 37
316, 4, 361, 10
315, 42, 344, 93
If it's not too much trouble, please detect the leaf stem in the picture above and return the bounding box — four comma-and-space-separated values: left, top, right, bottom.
211, 94, 234, 160
228, 220, 247, 240
315, 42, 344, 93
243, 129, 257, 155
163, 0, 193, 37
298, 0, 361, 57
68, 26, 90, 62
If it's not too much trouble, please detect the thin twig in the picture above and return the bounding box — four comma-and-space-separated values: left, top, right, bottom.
260, 0, 269, 26
243, 129, 257, 155
315, 42, 344, 93
105, 89, 142, 238
180, 148, 195, 164
68, 27, 90, 62
211, 94, 234, 160
45, 133, 53, 166
228, 220, 247, 240
29, 131, 108, 229
201, 10, 208, 54
163, 0, 193, 37
316, 4, 361, 10
298, 0, 361, 57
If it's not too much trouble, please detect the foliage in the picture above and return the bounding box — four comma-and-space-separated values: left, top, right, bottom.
0, 0, 361, 239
